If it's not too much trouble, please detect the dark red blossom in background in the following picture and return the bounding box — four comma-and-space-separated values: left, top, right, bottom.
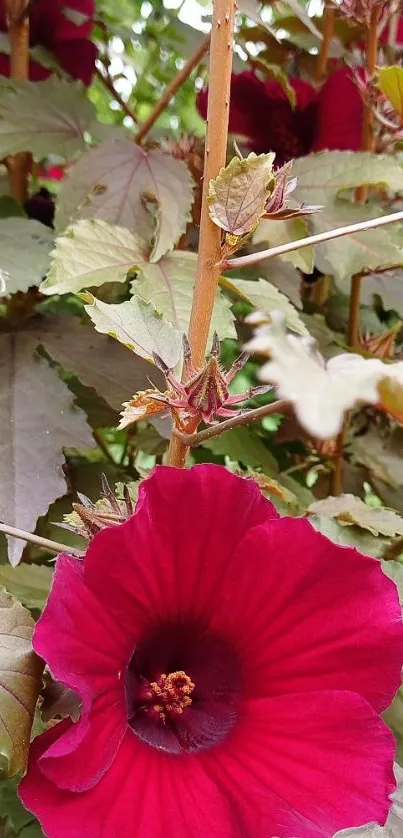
198, 68, 363, 164
0, 0, 97, 85
20, 465, 403, 838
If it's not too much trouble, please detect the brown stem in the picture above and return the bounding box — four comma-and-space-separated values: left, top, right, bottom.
95, 66, 138, 124
329, 420, 348, 496
166, 0, 235, 468
0, 521, 82, 557
347, 270, 363, 346
135, 34, 210, 145
5, 0, 29, 203
174, 400, 290, 447
316, 6, 336, 81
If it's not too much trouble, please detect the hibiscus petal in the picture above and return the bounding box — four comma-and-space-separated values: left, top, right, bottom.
20, 728, 243, 838
208, 517, 403, 712
84, 464, 277, 631
202, 691, 396, 838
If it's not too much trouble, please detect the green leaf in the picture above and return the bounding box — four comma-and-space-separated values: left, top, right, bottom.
0, 219, 53, 295
308, 515, 389, 559
201, 427, 278, 473
252, 60, 296, 107
0, 334, 94, 566
253, 216, 314, 273
0, 591, 42, 775
378, 66, 403, 116
0, 564, 53, 611
55, 140, 194, 261
131, 250, 236, 340
350, 428, 403, 489
208, 153, 275, 237
41, 221, 235, 340
359, 268, 403, 314
0, 776, 43, 835
292, 151, 403, 284
308, 494, 403, 537
222, 276, 309, 335
0, 77, 95, 159
82, 292, 181, 368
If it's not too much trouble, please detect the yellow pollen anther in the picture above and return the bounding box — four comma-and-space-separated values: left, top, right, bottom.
149, 671, 195, 723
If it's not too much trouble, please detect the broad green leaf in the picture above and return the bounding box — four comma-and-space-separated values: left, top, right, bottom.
253, 216, 314, 273
201, 427, 278, 473
378, 66, 403, 116
0, 77, 95, 159
55, 140, 194, 261
0, 564, 53, 611
253, 59, 296, 107
82, 293, 181, 368
308, 494, 403, 537
0, 591, 42, 775
222, 276, 309, 335
258, 256, 302, 309
0, 219, 53, 295
351, 428, 403, 489
42, 221, 235, 340
359, 268, 403, 314
309, 515, 389, 559
0, 334, 94, 565
208, 153, 275, 237
30, 314, 163, 413
41, 219, 146, 295
133, 250, 236, 339
292, 152, 403, 283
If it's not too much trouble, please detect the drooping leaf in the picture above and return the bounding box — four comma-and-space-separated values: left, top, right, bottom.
41, 679, 81, 724
0, 334, 94, 565
252, 59, 296, 106
0, 219, 53, 295
30, 314, 163, 413
359, 269, 403, 314
55, 140, 194, 261
253, 216, 314, 273
201, 427, 278, 473
133, 250, 236, 339
0, 77, 95, 159
292, 152, 403, 283
0, 591, 42, 775
208, 152, 275, 238
258, 256, 302, 309
308, 494, 403, 537
222, 276, 309, 335
378, 66, 403, 116
0, 564, 53, 611
350, 428, 403, 489
42, 221, 235, 339
82, 293, 181, 368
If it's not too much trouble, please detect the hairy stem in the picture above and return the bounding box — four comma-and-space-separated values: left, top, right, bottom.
174, 400, 290, 447
316, 6, 336, 80
135, 34, 210, 145
166, 0, 235, 468
223, 209, 403, 270
95, 65, 138, 124
6, 0, 29, 202
0, 522, 82, 557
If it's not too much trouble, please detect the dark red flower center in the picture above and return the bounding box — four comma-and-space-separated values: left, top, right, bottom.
125, 622, 242, 754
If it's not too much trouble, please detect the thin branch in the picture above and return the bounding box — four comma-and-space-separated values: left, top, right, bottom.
6, 0, 29, 202
135, 34, 210, 145
166, 1, 235, 468
316, 6, 336, 81
95, 65, 138, 124
223, 209, 403, 270
0, 522, 82, 557
173, 400, 290, 447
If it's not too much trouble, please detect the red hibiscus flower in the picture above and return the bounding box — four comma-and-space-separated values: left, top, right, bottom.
0, 0, 96, 85
198, 68, 363, 164
19, 465, 403, 838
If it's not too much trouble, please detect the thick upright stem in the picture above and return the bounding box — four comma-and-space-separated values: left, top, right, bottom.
166, 0, 235, 468
135, 35, 210, 145
6, 0, 29, 203
316, 6, 336, 81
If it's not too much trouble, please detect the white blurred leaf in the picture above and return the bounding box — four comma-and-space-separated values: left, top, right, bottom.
0, 218, 53, 294
221, 276, 308, 335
